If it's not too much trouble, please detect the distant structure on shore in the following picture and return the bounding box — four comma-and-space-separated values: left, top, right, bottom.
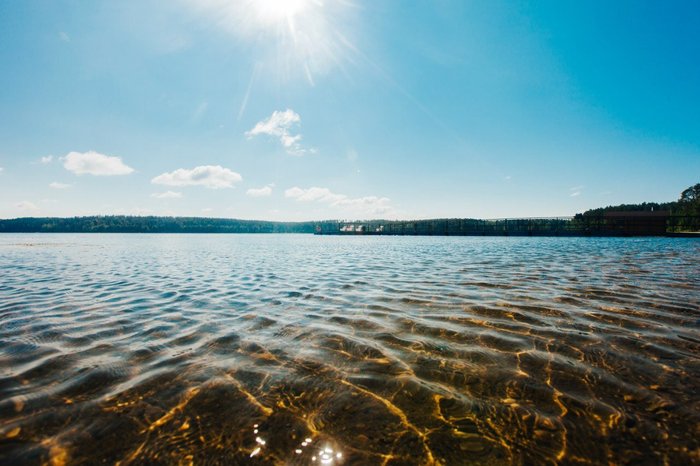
316, 211, 697, 237
318, 183, 700, 237
0, 213, 697, 236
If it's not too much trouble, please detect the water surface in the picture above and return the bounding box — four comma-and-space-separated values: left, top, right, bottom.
1, 234, 698, 465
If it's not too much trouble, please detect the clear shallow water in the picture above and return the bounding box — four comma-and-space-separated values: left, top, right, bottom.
0, 234, 698, 465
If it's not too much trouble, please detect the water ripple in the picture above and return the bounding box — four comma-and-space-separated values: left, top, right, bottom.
0, 234, 698, 465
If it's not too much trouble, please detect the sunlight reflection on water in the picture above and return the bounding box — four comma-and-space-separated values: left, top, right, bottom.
0, 234, 698, 465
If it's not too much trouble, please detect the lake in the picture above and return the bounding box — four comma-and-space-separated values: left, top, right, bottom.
0, 234, 698, 465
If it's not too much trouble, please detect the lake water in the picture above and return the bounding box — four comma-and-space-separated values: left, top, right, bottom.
0, 234, 698, 465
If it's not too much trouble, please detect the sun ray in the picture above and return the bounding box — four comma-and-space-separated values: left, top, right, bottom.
186, 0, 360, 85
238, 62, 261, 121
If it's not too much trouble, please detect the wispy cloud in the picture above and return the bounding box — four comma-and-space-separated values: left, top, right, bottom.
570, 185, 583, 197
151, 165, 242, 189
41, 155, 54, 164
16, 201, 38, 211
285, 186, 395, 218
151, 191, 183, 199
246, 184, 273, 197
285, 187, 345, 203
58, 31, 70, 42
191, 101, 208, 122
63, 151, 134, 176
246, 109, 311, 155
114, 207, 153, 216
49, 182, 71, 189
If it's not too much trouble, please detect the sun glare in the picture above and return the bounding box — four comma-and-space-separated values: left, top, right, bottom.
255, 0, 309, 23
188, 0, 357, 85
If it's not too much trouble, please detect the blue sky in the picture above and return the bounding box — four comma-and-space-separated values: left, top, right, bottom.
1, 0, 698, 220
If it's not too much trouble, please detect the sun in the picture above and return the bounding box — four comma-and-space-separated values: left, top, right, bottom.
186, 0, 358, 85
253, 0, 310, 25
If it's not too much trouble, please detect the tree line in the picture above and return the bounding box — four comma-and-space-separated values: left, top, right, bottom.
577, 183, 699, 216
574, 183, 699, 232
1, 183, 697, 235
0, 216, 328, 233
322, 183, 700, 236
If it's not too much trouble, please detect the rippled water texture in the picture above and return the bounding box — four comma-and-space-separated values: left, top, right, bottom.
1, 234, 699, 465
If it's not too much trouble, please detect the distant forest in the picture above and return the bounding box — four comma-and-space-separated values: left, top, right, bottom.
1, 183, 698, 234
0, 216, 326, 233
572, 183, 699, 233
577, 183, 700, 218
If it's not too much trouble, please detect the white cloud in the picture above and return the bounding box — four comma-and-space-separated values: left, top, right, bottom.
151, 191, 183, 199
570, 185, 583, 197
246, 109, 310, 155
285, 186, 345, 203
59, 31, 70, 42
63, 151, 134, 176
151, 165, 242, 189
285, 186, 395, 217
49, 182, 71, 189
246, 185, 273, 197
0, 167, 3, 173
41, 155, 54, 164
16, 201, 38, 211
202, 207, 214, 213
